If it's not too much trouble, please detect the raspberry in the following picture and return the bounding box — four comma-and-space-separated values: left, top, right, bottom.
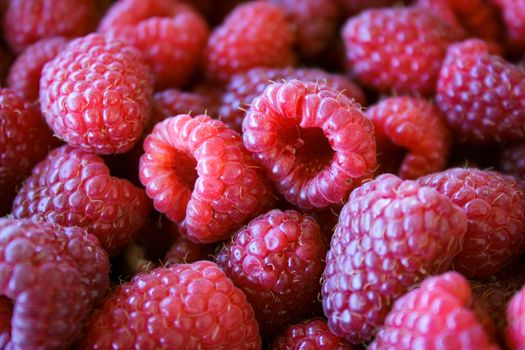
366, 96, 451, 179
79, 261, 262, 349
12, 145, 152, 255
215, 209, 327, 334
493, 0, 525, 54
40, 33, 153, 154
139, 114, 276, 244
370, 272, 499, 350
342, 6, 456, 96
0, 88, 54, 215
4, 0, 99, 53
419, 168, 525, 278
499, 143, 525, 182
7, 37, 67, 101
0, 218, 109, 349
220, 67, 366, 132
322, 174, 468, 343
204, 2, 295, 83
243, 80, 376, 209
436, 39, 525, 144
165, 233, 214, 265
271, 318, 354, 350
506, 283, 525, 350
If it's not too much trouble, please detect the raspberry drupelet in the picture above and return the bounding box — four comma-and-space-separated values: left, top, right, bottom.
506, 283, 525, 350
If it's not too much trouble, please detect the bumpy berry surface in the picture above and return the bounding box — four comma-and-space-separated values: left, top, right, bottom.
493, 0, 525, 53
500, 143, 525, 182
220, 67, 366, 132
0, 218, 109, 349
322, 174, 468, 343
370, 272, 499, 350
204, 2, 295, 82
243, 80, 376, 209
436, 39, 525, 144
342, 6, 456, 96
419, 168, 525, 278
215, 209, 326, 334
40, 33, 153, 154
366, 96, 451, 179
12, 145, 152, 255
80, 261, 261, 349
140, 114, 276, 244
7, 37, 67, 101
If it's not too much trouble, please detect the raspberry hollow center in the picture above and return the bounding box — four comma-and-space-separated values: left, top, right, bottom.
172, 150, 198, 191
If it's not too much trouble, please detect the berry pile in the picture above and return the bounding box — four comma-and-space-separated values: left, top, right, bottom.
1, 0, 525, 349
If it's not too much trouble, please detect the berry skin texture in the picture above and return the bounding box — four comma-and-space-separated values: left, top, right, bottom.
418, 168, 525, 278
139, 114, 276, 244
369, 272, 500, 350
7, 37, 67, 101
204, 1, 295, 83
40, 33, 153, 155
215, 209, 327, 334
493, 0, 525, 54
342, 7, 456, 96
0, 218, 109, 349
12, 145, 152, 255
271, 318, 355, 350
366, 96, 451, 179
243, 80, 376, 210
79, 261, 261, 349
436, 39, 525, 144
499, 143, 525, 182
322, 174, 468, 344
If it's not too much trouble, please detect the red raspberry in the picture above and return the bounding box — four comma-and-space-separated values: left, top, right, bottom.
7, 37, 67, 101
322, 174, 468, 343
271, 318, 354, 350
220, 67, 366, 132
165, 233, 215, 265
342, 6, 456, 96
366, 96, 451, 179
419, 168, 525, 278
139, 114, 276, 244
499, 143, 525, 182
506, 283, 525, 350
215, 209, 327, 334
436, 39, 525, 144
493, 0, 525, 54
12, 145, 152, 255
0, 88, 54, 215
79, 261, 261, 349
4, 0, 99, 53
370, 272, 499, 350
0, 218, 109, 349
204, 2, 295, 83
243, 80, 376, 209
40, 33, 153, 154
337, 0, 398, 15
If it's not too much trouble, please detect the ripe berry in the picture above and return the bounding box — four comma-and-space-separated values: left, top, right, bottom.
493, 0, 525, 54
506, 282, 525, 350
165, 233, 215, 265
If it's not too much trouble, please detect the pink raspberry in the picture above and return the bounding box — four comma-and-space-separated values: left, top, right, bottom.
79, 261, 261, 349
215, 209, 327, 334
493, 0, 525, 54
499, 143, 525, 182
139, 114, 276, 244
506, 282, 525, 350
370, 272, 499, 350
12, 145, 152, 255
40, 33, 153, 154
204, 2, 295, 83
366, 96, 451, 179
243, 80, 376, 209
322, 174, 468, 343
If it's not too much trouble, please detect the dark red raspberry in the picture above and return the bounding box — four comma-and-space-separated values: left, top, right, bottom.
79, 261, 261, 349
4, 0, 99, 53
0, 218, 109, 349
419, 168, 525, 278
342, 6, 456, 96
40, 33, 153, 155
271, 318, 354, 350
139, 114, 276, 244
370, 272, 499, 350
499, 143, 525, 182
204, 2, 295, 83
506, 283, 525, 350
243, 80, 376, 209
165, 233, 214, 265
7, 37, 67, 101
0, 88, 54, 215
366, 96, 451, 179
220, 67, 366, 132
322, 174, 468, 343
337, 0, 398, 15
215, 209, 326, 334
436, 39, 525, 144
493, 0, 525, 54
12, 145, 152, 255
